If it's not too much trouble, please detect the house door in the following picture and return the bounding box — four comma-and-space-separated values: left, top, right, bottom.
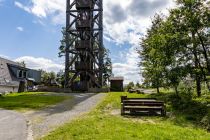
18, 81, 25, 93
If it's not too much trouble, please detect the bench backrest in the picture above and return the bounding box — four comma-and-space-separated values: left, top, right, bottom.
121, 96, 164, 106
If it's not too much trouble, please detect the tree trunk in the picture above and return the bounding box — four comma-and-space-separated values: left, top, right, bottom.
206, 80, 210, 91
196, 31, 210, 91
157, 87, 160, 94
197, 60, 210, 91
196, 31, 210, 73
203, 74, 210, 91
192, 31, 202, 97
174, 86, 178, 95
196, 75, 201, 97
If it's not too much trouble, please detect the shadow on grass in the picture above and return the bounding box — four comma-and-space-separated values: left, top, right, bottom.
45, 93, 99, 116
0, 92, 98, 116
123, 112, 163, 118
147, 92, 210, 131
0, 94, 69, 111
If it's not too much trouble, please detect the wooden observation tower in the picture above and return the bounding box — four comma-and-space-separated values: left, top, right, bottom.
65, 0, 104, 91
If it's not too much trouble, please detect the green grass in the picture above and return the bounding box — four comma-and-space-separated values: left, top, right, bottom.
0, 92, 71, 112
42, 92, 210, 140
147, 89, 210, 130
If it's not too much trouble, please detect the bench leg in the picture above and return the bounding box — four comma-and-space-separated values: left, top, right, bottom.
121, 106, 124, 115
161, 108, 166, 116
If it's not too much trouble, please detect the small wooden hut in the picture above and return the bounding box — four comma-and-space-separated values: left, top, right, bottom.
110, 77, 124, 92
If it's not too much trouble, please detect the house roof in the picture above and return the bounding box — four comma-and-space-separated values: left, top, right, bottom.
0, 57, 22, 66
0, 57, 41, 84
0, 57, 25, 86
109, 77, 124, 81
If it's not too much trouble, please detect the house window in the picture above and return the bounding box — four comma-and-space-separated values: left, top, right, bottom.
0, 63, 3, 69
17, 70, 27, 78
17, 70, 23, 78
23, 71, 27, 78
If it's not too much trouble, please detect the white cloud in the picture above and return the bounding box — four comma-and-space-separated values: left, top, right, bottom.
14, 0, 65, 24
15, 56, 64, 72
0, 54, 10, 59
103, 0, 175, 45
104, 0, 175, 84
113, 45, 141, 84
14, 0, 175, 43
16, 26, 24, 32
14, 0, 176, 84
14, 1, 31, 13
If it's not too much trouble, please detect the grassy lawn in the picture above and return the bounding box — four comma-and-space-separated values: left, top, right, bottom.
0, 92, 71, 112
42, 92, 210, 140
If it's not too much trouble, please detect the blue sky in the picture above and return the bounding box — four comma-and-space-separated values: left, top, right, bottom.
0, 0, 174, 84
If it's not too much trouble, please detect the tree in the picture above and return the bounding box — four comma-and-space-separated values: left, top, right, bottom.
56, 70, 80, 88
139, 14, 166, 94
40, 70, 57, 86
103, 48, 112, 86
56, 70, 65, 88
17, 61, 26, 68
59, 27, 72, 58
136, 82, 141, 88
169, 0, 210, 96
126, 82, 135, 91
138, 0, 210, 97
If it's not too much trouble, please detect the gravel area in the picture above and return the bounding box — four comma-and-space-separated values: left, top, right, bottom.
24, 93, 106, 139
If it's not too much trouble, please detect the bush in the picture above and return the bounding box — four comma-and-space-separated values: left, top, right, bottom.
200, 113, 210, 131
150, 88, 210, 131
178, 80, 194, 100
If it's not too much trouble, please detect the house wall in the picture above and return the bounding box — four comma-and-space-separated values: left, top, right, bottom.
0, 58, 13, 84
28, 69, 41, 83
0, 85, 19, 93
0, 57, 41, 93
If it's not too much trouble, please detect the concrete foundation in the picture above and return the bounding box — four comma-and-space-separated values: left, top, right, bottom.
0, 85, 19, 93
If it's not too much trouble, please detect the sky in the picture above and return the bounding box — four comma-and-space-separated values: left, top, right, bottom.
0, 0, 175, 84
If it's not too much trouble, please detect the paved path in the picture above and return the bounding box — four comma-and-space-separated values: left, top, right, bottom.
0, 109, 28, 140
24, 93, 106, 139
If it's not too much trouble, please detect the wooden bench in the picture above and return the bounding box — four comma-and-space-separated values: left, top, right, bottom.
121, 96, 166, 116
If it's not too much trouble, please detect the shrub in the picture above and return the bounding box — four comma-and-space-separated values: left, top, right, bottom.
200, 112, 210, 131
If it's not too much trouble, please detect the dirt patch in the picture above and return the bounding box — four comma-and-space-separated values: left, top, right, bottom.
110, 109, 121, 116
109, 109, 157, 124
124, 117, 157, 124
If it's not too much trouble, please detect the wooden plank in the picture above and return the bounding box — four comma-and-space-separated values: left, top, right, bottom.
122, 103, 164, 106
125, 98, 157, 100
124, 108, 163, 112
124, 100, 162, 103
123, 102, 164, 105
124, 106, 163, 109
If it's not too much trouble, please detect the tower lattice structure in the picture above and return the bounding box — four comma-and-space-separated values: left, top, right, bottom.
65, 0, 103, 91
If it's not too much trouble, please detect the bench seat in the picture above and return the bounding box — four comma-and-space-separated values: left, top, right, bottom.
124, 106, 163, 109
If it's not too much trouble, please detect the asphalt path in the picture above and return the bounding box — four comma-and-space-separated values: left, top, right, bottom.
25, 93, 106, 139
0, 109, 28, 140
0, 93, 106, 140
